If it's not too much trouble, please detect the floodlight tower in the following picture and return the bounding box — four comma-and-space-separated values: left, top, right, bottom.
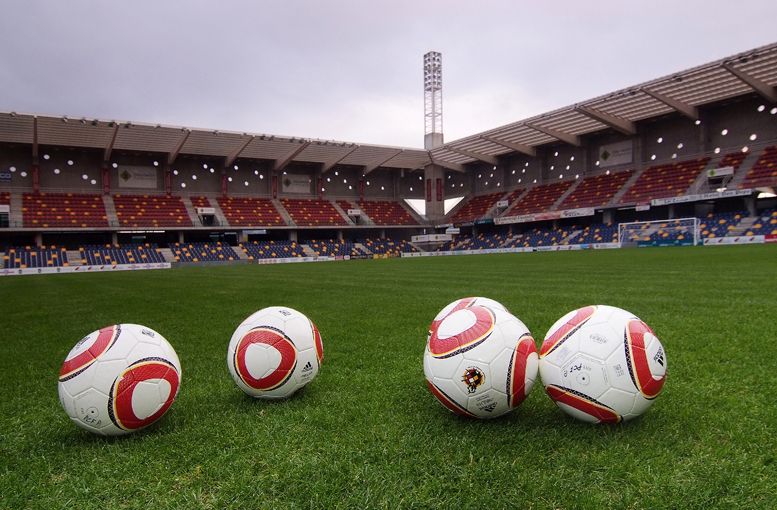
424, 51, 443, 150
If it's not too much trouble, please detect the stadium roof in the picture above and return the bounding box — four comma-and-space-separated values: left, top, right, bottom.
0, 42, 775, 173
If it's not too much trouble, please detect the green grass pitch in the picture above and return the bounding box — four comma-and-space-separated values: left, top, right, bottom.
1, 245, 776, 509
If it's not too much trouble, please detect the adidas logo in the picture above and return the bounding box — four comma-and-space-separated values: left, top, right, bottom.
653, 347, 665, 367
301, 361, 313, 372
482, 402, 497, 413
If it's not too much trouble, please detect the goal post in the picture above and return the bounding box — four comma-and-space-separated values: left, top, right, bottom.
618, 217, 700, 247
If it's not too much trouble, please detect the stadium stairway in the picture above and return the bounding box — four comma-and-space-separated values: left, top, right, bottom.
689, 156, 723, 194
180, 197, 202, 226
498, 188, 531, 217
354, 242, 371, 255
159, 248, 176, 262
727, 216, 759, 236
610, 167, 647, 205
102, 195, 119, 227
301, 244, 317, 257
551, 179, 582, 211
233, 245, 249, 260
271, 199, 294, 226
729, 150, 764, 189
209, 199, 230, 227
330, 200, 356, 225
562, 229, 584, 244
9, 193, 23, 227
66, 250, 82, 266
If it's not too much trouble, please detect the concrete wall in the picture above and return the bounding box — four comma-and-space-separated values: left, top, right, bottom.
0, 144, 33, 191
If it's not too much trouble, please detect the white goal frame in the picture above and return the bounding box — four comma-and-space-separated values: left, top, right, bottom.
618, 217, 700, 247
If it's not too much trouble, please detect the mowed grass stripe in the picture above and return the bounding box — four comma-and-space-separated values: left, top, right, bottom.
0, 244, 775, 509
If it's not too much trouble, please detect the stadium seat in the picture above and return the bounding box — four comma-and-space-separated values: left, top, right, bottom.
506, 181, 573, 216
356, 200, 416, 225
307, 239, 354, 256
80, 243, 166, 265
718, 152, 747, 172
281, 199, 347, 226
3, 245, 68, 268
449, 192, 504, 223
360, 238, 417, 256
559, 171, 632, 209
190, 196, 212, 208
22, 193, 108, 228
744, 209, 777, 236
740, 146, 777, 189
574, 223, 619, 244
620, 158, 709, 204
240, 240, 305, 260
699, 211, 746, 238
113, 194, 191, 227
170, 242, 239, 262
218, 196, 285, 226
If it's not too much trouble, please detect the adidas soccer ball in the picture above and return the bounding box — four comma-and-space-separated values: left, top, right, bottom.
424, 297, 538, 419
227, 306, 323, 399
58, 324, 182, 436
538, 305, 667, 423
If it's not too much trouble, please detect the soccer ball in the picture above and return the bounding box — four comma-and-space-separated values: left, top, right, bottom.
538, 305, 667, 423
58, 324, 182, 436
227, 306, 323, 399
424, 297, 538, 419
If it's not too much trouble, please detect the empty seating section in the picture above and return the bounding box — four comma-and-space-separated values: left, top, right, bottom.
307, 240, 354, 257
113, 194, 191, 227
453, 233, 507, 251
357, 200, 416, 225
560, 171, 632, 209
81, 244, 165, 265
171, 242, 239, 262
4, 246, 68, 268
504, 226, 574, 248
336, 200, 355, 213
508, 181, 573, 215
22, 193, 108, 228
501, 188, 525, 210
360, 238, 416, 256
574, 224, 618, 244
620, 158, 709, 204
240, 240, 305, 259
450, 192, 503, 223
699, 212, 746, 238
218, 197, 285, 226
745, 209, 777, 236
741, 146, 777, 188
281, 199, 347, 226
190, 196, 211, 208
719, 152, 747, 171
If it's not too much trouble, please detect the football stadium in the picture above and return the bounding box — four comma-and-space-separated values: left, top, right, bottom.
2, 3, 777, 508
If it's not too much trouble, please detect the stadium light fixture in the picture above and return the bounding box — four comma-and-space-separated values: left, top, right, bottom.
228, 177, 233, 182
234, 165, 239, 170
410, 187, 414, 191
334, 171, 339, 176
532, 179, 537, 184
326, 177, 331, 183
518, 179, 522, 183
244, 181, 249, 186
489, 173, 493, 178
757, 105, 766, 112
381, 186, 385, 191
524, 162, 529, 167
173, 170, 178, 175
511, 170, 515, 175
771, 107, 777, 115
554, 151, 559, 157
695, 120, 701, 125
181, 182, 186, 188
419, 175, 423, 181
43, 154, 50, 160
254, 170, 259, 175
558, 174, 563, 179
575, 174, 579, 179
714, 147, 721, 154
343, 179, 347, 184
202, 163, 208, 169
90, 179, 96, 185
81, 174, 88, 180
721, 129, 728, 135
209, 168, 215, 174
283, 171, 287, 175
9, 166, 16, 172
492, 165, 497, 170
677, 143, 684, 149
750, 134, 757, 141
112, 162, 118, 168
54, 168, 60, 175
570, 156, 575, 161
459, 183, 463, 187
348, 185, 353, 190
742, 146, 749, 153
366, 181, 370, 186
650, 155, 656, 160
192, 175, 197, 180
657, 137, 663, 143
672, 153, 678, 159
595, 160, 600, 166
153, 161, 159, 167
550, 165, 555, 170
605, 170, 611, 175
484, 182, 488, 186
259, 174, 264, 180
67, 160, 74, 166
478, 174, 482, 178
522, 169, 525, 174
497, 182, 501, 187
20, 171, 27, 177
565, 165, 570, 170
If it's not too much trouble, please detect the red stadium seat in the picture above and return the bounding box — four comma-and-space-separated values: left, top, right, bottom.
113, 194, 192, 227
740, 146, 777, 189
281, 199, 347, 226
620, 158, 709, 204
450, 192, 503, 223
217, 197, 285, 226
22, 193, 108, 228
507, 181, 573, 215
559, 171, 632, 210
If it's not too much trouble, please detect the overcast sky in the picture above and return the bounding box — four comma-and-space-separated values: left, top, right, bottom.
1, 1, 775, 148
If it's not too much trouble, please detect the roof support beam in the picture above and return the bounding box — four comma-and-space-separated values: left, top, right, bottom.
429, 154, 465, 173
574, 105, 636, 135
364, 149, 403, 175
32, 116, 39, 163
274, 140, 310, 172
641, 88, 699, 120
104, 123, 119, 163
168, 129, 191, 165
225, 135, 254, 168
322, 144, 360, 172
525, 123, 581, 146
722, 63, 777, 103
444, 146, 498, 166
479, 135, 536, 157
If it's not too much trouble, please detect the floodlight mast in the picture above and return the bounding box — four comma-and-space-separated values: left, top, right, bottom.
424, 51, 443, 150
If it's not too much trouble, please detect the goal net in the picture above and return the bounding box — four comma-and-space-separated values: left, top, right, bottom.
618, 217, 700, 247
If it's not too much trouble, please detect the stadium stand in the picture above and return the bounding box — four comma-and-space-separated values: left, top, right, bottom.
307, 239, 354, 256
281, 199, 347, 226
450, 192, 503, 223
3, 246, 68, 268
218, 196, 285, 226
22, 193, 108, 228
699, 211, 746, 239
504, 226, 573, 248
357, 200, 416, 225
113, 194, 191, 227
745, 209, 777, 236
740, 146, 777, 188
620, 158, 710, 204
452, 233, 507, 251
559, 171, 633, 209
719, 152, 747, 172
170, 242, 239, 262
190, 196, 212, 208
240, 240, 306, 260
80, 244, 166, 265
574, 223, 618, 244
360, 238, 417, 256
507, 181, 574, 215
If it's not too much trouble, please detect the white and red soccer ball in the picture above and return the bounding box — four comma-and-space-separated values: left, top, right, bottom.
539, 305, 667, 423
423, 297, 538, 419
227, 306, 323, 399
58, 324, 181, 436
